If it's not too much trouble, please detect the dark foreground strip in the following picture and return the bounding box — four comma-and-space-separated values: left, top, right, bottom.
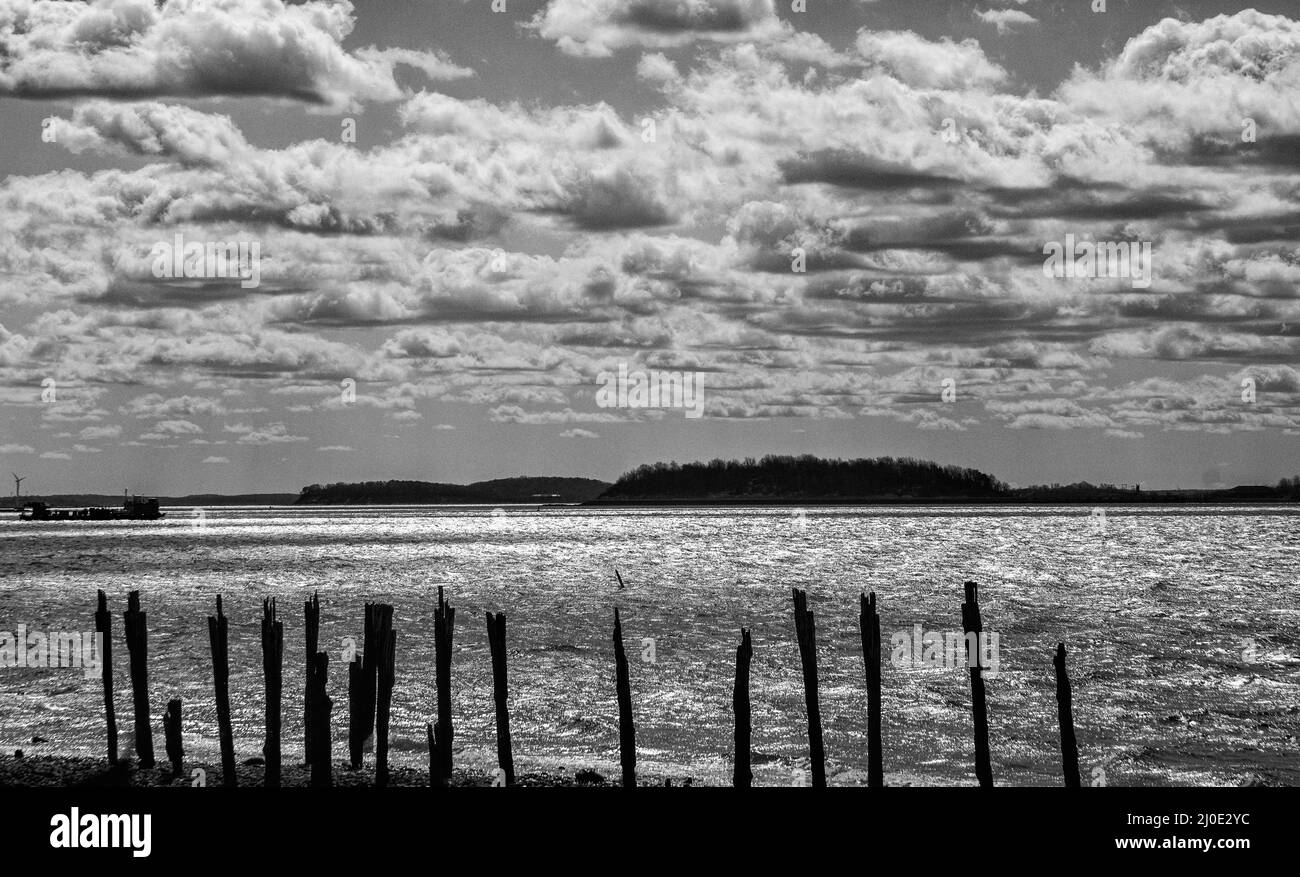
4, 786, 1283, 866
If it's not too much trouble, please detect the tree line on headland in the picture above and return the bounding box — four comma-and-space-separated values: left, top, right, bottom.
599, 455, 1008, 500
295, 455, 1300, 505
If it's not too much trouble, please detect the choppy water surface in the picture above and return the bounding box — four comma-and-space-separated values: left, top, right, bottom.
1, 505, 1297, 786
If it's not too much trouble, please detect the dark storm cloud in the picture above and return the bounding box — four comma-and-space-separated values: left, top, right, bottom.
779, 149, 964, 192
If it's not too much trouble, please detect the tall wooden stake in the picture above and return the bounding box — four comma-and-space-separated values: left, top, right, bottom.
486, 611, 514, 786
350, 602, 391, 769
434, 586, 455, 781
347, 651, 364, 769
122, 590, 154, 768
262, 597, 283, 788
303, 591, 319, 764
375, 627, 396, 788
733, 627, 752, 788
612, 607, 636, 788
792, 588, 826, 787
94, 590, 117, 766
1054, 643, 1081, 788
308, 651, 332, 787
961, 580, 993, 788
860, 591, 883, 787
208, 595, 237, 787
361, 603, 384, 763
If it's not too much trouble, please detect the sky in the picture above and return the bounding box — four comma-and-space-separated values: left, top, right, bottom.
1, 0, 1299, 496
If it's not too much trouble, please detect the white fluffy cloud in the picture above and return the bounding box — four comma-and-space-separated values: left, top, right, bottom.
1058, 10, 1300, 146
1, 7, 1297, 446
854, 30, 1008, 89
975, 8, 1038, 35
0, 0, 470, 110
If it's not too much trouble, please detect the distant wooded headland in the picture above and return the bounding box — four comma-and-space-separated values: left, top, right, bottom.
17, 457, 1297, 509
590, 456, 1299, 504
294, 456, 1298, 506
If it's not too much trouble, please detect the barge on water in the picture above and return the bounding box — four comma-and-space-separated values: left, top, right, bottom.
19, 493, 164, 521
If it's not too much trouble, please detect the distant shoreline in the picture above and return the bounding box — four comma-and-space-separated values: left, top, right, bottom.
581, 496, 1300, 507
10, 494, 299, 509
13, 495, 1297, 510
15, 451, 1296, 510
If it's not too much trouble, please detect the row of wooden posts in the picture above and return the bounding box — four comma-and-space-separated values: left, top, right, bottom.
91, 580, 1084, 787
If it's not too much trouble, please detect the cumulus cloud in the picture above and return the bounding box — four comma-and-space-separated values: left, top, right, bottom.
1057, 10, 1300, 150
975, 8, 1038, 34
0, 5, 1297, 456
530, 0, 785, 56
854, 30, 1008, 89
0, 0, 470, 110
226, 422, 309, 445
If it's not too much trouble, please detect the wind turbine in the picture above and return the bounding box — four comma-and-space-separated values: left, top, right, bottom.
11, 474, 24, 509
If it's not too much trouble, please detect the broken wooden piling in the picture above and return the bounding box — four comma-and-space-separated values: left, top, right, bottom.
860, 591, 883, 787
308, 651, 332, 787
303, 591, 319, 764
375, 625, 396, 788
961, 580, 993, 788
208, 595, 237, 787
733, 627, 752, 788
122, 590, 154, 768
347, 652, 364, 769
360, 604, 386, 764
433, 586, 456, 782
426, 722, 444, 788
262, 597, 283, 788
612, 607, 636, 788
1054, 643, 1081, 788
162, 698, 183, 777
349, 602, 392, 769
485, 611, 514, 786
94, 590, 117, 766
792, 588, 826, 787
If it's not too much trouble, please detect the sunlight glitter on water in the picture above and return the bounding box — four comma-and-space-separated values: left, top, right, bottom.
1, 504, 1297, 786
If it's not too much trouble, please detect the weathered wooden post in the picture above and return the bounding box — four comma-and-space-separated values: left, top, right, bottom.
485, 611, 514, 786
733, 627, 752, 788
208, 595, 237, 787
94, 590, 117, 766
349, 603, 372, 769
961, 580, 993, 788
262, 597, 283, 788
434, 586, 455, 781
792, 588, 825, 787
375, 627, 396, 788
347, 650, 365, 769
426, 722, 444, 788
122, 590, 154, 768
349, 603, 393, 770
361, 604, 382, 762
859, 591, 883, 787
308, 651, 332, 787
1054, 643, 1081, 788
612, 607, 636, 788
162, 698, 183, 777
303, 591, 319, 764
